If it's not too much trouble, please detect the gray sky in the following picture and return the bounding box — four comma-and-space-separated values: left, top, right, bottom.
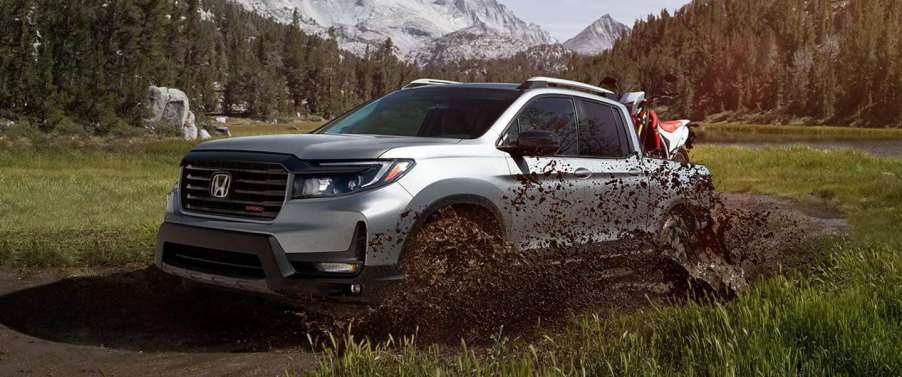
502, 0, 692, 41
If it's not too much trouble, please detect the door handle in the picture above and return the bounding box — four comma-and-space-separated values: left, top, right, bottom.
574, 168, 593, 179
627, 168, 643, 176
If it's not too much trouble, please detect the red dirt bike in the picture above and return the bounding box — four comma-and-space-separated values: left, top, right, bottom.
602, 77, 696, 163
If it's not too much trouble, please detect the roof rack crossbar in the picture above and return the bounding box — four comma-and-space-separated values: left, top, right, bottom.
403, 78, 461, 89
519, 77, 615, 97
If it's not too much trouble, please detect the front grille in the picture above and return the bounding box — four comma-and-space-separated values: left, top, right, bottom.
180, 160, 289, 220
162, 243, 265, 279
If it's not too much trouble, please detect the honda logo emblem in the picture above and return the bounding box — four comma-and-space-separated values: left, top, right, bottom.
210, 172, 232, 199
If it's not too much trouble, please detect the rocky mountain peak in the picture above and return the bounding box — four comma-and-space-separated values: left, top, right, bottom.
563, 14, 630, 55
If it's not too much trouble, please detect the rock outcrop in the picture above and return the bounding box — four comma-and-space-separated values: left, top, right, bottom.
145, 86, 199, 140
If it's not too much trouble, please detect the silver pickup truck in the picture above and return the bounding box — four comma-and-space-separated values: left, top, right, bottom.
155, 77, 713, 301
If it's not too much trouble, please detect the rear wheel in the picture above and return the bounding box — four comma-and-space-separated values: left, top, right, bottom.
672, 147, 690, 163
658, 209, 745, 296
659, 210, 705, 265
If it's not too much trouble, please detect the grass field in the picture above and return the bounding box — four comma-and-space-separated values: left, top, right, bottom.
0, 118, 320, 267
1, 124, 901, 375
225, 118, 322, 136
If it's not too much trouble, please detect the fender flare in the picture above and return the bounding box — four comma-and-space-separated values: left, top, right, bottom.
398, 194, 506, 262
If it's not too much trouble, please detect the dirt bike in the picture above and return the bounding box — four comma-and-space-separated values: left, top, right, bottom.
601, 77, 696, 163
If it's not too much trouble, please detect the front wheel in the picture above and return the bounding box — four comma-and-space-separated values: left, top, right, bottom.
369, 206, 514, 338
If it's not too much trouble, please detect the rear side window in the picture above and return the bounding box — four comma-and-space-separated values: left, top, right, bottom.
512, 97, 578, 155
577, 100, 629, 158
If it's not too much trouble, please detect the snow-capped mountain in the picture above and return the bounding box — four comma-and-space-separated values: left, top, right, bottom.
234, 0, 555, 62
563, 14, 630, 55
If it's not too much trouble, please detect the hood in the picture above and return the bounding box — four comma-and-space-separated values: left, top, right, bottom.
193, 133, 460, 160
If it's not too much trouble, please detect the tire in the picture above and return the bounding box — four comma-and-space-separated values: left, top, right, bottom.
400, 206, 504, 284
658, 209, 746, 297
658, 210, 702, 265
672, 147, 690, 164
374, 206, 510, 336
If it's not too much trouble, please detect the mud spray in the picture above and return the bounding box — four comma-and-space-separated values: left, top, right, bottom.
342, 159, 843, 343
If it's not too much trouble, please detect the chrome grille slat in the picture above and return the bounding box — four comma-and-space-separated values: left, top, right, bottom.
233, 189, 286, 197
234, 178, 287, 186
186, 194, 284, 207
180, 159, 288, 220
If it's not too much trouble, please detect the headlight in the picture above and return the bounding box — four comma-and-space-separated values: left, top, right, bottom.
291, 159, 414, 199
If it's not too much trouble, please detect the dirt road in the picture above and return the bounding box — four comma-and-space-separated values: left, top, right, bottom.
0, 193, 847, 376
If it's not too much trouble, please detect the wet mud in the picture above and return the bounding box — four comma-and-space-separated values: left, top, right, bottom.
352, 159, 848, 342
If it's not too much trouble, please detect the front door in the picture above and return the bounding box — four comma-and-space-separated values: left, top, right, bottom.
500, 96, 588, 250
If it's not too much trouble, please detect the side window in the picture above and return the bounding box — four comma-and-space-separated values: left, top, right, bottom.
512, 97, 578, 155
577, 100, 629, 158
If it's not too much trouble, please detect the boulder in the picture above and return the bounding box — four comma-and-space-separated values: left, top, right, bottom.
146, 85, 200, 140
182, 111, 198, 141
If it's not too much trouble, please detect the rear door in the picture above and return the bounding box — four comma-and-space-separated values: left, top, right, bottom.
573, 99, 651, 241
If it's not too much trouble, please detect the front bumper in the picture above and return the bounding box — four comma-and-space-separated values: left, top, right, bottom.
155, 222, 401, 300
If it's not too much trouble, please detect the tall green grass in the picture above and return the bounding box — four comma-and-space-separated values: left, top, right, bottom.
307, 146, 902, 377
0, 139, 189, 267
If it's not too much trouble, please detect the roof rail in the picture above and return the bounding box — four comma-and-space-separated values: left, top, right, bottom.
519, 77, 615, 98
403, 78, 461, 89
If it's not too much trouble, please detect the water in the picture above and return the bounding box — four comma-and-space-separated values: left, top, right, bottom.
696, 130, 902, 157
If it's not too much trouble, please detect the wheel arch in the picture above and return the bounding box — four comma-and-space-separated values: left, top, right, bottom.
399, 193, 507, 261
655, 197, 708, 233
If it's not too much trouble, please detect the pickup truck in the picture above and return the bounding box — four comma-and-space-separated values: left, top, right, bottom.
155, 77, 713, 301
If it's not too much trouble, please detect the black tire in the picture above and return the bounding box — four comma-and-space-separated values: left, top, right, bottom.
672, 147, 690, 164
371, 206, 512, 337
658, 210, 702, 264
400, 206, 504, 283
658, 209, 746, 297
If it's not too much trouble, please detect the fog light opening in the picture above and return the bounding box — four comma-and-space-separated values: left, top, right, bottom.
314, 262, 361, 274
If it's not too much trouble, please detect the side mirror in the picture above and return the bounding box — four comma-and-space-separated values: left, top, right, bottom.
499, 130, 561, 157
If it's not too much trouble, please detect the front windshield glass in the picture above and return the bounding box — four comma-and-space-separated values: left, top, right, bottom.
317, 87, 520, 139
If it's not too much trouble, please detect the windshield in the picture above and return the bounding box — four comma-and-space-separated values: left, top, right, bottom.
317, 87, 520, 139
